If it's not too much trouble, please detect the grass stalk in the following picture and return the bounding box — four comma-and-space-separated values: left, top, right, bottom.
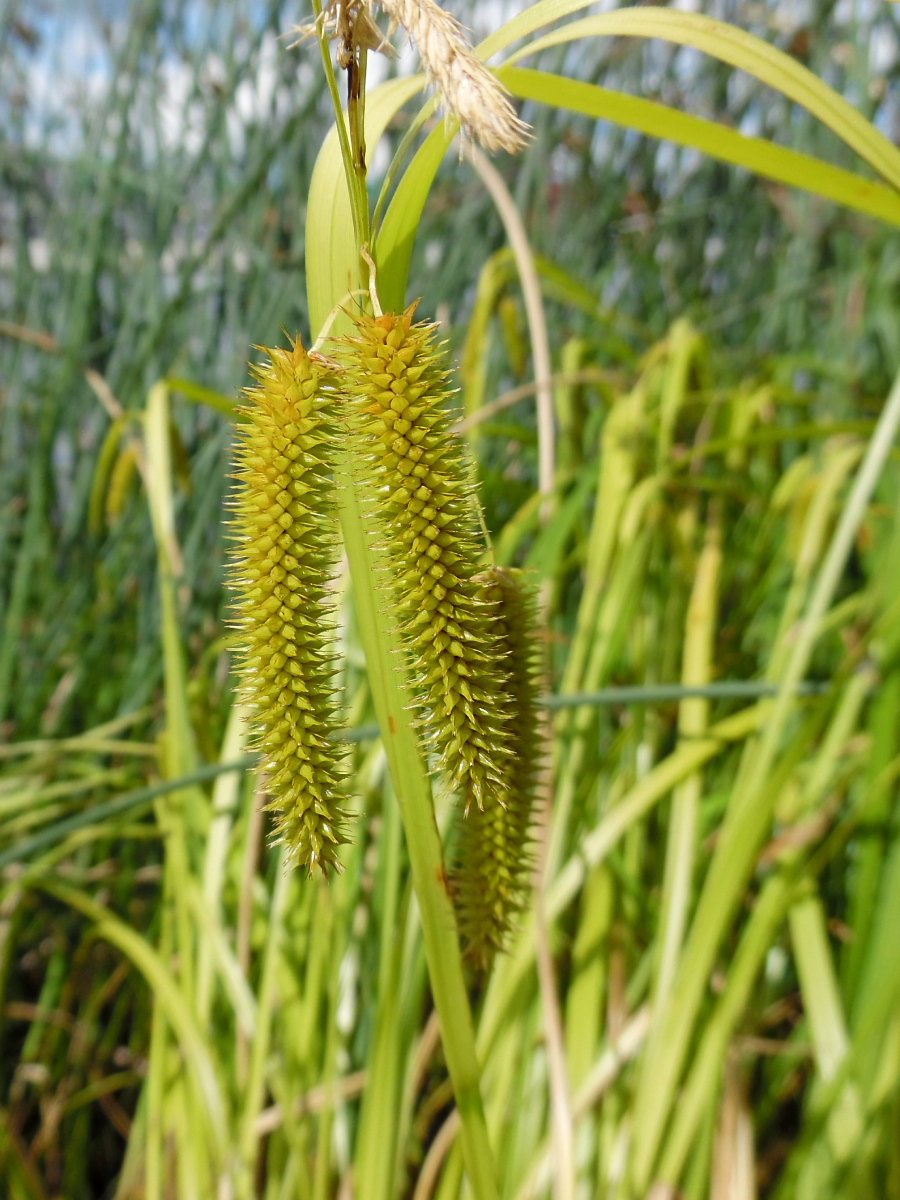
239, 849, 290, 1189
468, 149, 554, 503
653, 507, 720, 1005
332, 457, 499, 1199
353, 783, 404, 1200
629, 364, 900, 1191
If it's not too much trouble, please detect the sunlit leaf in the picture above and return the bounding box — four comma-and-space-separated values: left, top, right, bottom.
306, 76, 426, 336
503, 8, 900, 194
501, 67, 900, 229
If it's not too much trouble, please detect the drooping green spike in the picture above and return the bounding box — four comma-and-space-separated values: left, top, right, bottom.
227, 337, 347, 874
453, 568, 541, 968
338, 304, 512, 814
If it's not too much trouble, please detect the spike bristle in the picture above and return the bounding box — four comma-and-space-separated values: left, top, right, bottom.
338, 304, 511, 810
453, 568, 540, 968
227, 338, 348, 874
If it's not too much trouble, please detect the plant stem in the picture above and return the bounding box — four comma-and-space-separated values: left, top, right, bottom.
468, 149, 554, 505
346, 41, 371, 291
333, 463, 499, 1200
309, 36, 498, 1191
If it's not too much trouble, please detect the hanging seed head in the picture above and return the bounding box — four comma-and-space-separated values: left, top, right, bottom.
291, 0, 529, 155
228, 338, 348, 874
453, 568, 540, 968
338, 304, 511, 811
377, 0, 530, 154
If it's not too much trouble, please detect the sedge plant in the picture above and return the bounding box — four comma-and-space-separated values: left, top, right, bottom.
300, 3, 900, 1196
5, 3, 900, 1198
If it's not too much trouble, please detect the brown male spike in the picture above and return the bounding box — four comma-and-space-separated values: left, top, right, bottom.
228, 338, 347, 873
338, 303, 511, 813
452, 568, 540, 967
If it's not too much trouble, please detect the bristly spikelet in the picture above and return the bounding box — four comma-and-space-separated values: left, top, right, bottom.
339, 304, 510, 811
290, 0, 530, 155
228, 338, 347, 874
453, 568, 540, 968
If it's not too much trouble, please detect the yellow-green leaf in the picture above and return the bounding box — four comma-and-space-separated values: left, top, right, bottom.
503, 8, 900, 194
499, 66, 900, 229
166, 377, 238, 420
376, 120, 455, 314
306, 76, 426, 337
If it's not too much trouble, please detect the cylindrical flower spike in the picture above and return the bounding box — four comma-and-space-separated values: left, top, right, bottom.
453, 568, 540, 967
339, 304, 511, 812
228, 338, 347, 873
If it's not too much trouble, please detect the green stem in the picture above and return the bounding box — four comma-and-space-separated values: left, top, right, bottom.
309, 34, 497, 1189
239, 848, 289, 1188
333, 461, 498, 1199
347, 43, 371, 291
145, 922, 168, 1200
312, 0, 368, 255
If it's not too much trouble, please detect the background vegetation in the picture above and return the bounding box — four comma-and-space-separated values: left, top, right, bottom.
2, 0, 900, 1196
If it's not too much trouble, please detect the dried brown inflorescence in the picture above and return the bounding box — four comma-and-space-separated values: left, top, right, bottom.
293, 0, 530, 155
377, 0, 530, 154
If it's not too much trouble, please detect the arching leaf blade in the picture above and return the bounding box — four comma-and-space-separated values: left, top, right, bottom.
500, 66, 900, 229
375, 121, 456, 314
502, 10, 900, 194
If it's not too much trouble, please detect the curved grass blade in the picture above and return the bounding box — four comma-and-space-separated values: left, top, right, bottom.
500, 67, 900, 230
306, 75, 426, 338
36, 881, 229, 1161
503, 9, 900, 194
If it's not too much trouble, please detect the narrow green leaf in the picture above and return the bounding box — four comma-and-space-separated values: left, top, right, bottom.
790, 895, 850, 1082
306, 76, 426, 337
376, 121, 454, 313
166, 377, 238, 419
36, 881, 228, 1157
499, 67, 900, 230
504, 9, 900, 195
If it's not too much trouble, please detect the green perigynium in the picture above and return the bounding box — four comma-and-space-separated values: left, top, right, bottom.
339, 304, 510, 812
453, 567, 540, 966
228, 338, 347, 873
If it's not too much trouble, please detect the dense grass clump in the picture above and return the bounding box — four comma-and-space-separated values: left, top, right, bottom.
5, 1, 900, 1195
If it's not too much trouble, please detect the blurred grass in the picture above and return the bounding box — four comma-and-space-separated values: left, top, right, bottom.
3, 0, 900, 1195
